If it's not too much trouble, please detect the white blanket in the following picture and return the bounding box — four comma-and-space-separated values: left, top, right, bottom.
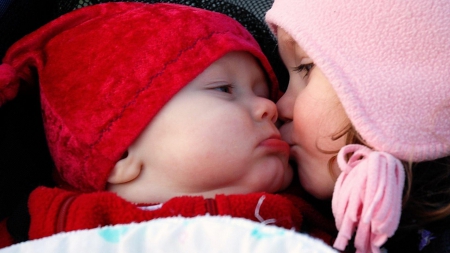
0, 216, 337, 252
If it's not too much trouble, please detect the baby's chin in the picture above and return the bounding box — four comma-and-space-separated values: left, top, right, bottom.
260, 155, 293, 192
279, 165, 294, 191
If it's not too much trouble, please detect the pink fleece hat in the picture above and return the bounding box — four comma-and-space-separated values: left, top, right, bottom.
0, 2, 278, 192
266, 0, 450, 163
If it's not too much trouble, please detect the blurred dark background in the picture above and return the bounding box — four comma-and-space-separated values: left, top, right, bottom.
0, 0, 58, 221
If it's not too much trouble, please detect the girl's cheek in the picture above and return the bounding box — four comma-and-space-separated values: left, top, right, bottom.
292, 95, 318, 141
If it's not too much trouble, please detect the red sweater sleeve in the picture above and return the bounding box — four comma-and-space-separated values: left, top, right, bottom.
215, 192, 303, 230
0, 219, 14, 249
29, 187, 330, 245
28, 187, 211, 240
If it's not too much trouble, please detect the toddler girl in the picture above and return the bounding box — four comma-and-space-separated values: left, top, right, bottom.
266, 0, 450, 252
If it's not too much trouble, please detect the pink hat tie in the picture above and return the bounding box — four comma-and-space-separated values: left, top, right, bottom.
332, 144, 405, 253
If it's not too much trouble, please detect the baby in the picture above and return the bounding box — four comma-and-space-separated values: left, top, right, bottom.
0, 2, 335, 247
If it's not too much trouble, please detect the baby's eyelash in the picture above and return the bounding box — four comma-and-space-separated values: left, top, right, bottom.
293, 63, 315, 77
214, 84, 233, 93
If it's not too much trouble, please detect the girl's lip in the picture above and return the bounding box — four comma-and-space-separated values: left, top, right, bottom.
278, 122, 293, 144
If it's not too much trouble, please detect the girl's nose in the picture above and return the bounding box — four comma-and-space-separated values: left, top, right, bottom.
254, 97, 278, 123
276, 88, 295, 123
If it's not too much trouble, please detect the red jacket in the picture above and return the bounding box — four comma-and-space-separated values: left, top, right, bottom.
0, 186, 336, 248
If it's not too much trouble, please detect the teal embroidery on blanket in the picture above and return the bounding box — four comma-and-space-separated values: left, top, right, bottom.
98, 226, 130, 243
251, 227, 285, 239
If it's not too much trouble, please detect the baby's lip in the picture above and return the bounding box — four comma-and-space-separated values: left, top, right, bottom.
259, 134, 290, 156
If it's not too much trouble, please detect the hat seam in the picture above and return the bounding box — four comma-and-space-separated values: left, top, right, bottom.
88, 30, 234, 151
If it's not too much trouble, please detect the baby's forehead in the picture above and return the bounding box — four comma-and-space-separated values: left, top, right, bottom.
210, 52, 269, 87
202, 51, 268, 79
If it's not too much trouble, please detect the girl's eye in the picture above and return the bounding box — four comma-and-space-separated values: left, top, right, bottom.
214, 85, 233, 94
293, 63, 315, 78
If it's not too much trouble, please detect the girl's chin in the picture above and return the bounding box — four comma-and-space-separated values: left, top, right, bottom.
291, 161, 333, 200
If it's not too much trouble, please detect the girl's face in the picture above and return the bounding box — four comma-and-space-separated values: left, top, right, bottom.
276, 28, 349, 200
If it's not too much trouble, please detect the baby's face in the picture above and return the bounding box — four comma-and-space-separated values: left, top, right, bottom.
109, 51, 292, 203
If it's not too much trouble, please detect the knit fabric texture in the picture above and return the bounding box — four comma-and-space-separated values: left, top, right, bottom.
0, 2, 278, 192
27, 187, 301, 240
266, 0, 450, 162
26, 186, 336, 246
54, 0, 289, 91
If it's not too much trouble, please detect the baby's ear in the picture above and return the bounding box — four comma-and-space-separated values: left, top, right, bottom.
108, 151, 141, 184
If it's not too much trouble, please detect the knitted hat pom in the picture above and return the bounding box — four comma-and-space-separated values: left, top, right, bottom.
0, 63, 19, 105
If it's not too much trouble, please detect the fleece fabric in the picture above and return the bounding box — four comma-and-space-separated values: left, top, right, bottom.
266, 0, 450, 162
12, 187, 336, 247
0, 219, 14, 248
0, 2, 278, 192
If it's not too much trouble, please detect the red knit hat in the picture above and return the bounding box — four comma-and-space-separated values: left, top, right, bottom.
0, 2, 278, 192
